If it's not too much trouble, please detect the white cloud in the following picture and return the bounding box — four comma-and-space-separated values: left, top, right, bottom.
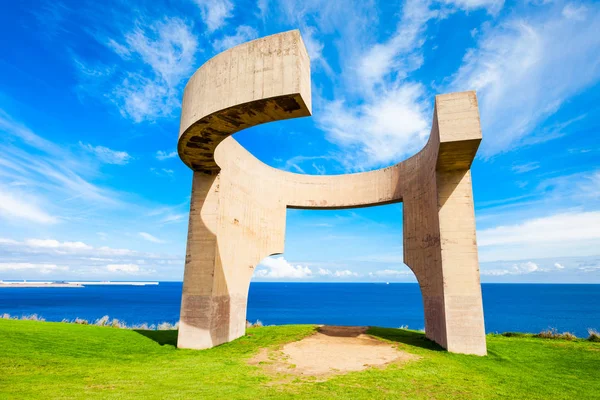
450, 4, 600, 155
370, 269, 412, 277
0, 113, 121, 216
80, 142, 131, 165
156, 150, 177, 160
212, 25, 258, 51
159, 213, 187, 224
481, 261, 539, 276
150, 168, 174, 177
333, 269, 359, 277
77, 17, 198, 122
538, 170, 600, 203
562, 3, 587, 20
193, 0, 234, 32
24, 239, 92, 251
318, 83, 429, 170
257, 0, 269, 20
314, 0, 438, 170
281, 155, 333, 174
106, 263, 140, 273
512, 162, 540, 174
554, 263, 565, 269
255, 256, 312, 279
478, 211, 600, 261
356, 0, 434, 88
316, 268, 359, 277
0, 263, 68, 273
479, 211, 600, 247
0, 237, 133, 257
440, 0, 504, 14
0, 187, 58, 224
0, 236, 181, 279
139, 232, 165, 244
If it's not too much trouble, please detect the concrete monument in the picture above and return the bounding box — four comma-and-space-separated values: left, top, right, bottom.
176, 30, 487, 355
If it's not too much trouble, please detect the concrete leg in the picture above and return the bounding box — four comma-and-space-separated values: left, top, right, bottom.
436, 169, 486, 355
177, 172, 235, 350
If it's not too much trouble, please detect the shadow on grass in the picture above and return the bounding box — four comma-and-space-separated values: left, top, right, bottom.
367, 327, 445, 352
135, 329, 178, 347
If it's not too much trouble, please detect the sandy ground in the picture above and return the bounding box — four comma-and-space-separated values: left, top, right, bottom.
249, 326, 418, 378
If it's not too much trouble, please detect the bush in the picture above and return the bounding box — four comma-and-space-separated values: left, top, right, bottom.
588, 329, 600, 342
246, 320, 263, 328
110, 319, 125, 328
21, 314, 45, 321
537, 328, 576, 340
94, 315, 110, 326
501, 332, 527, 338
157, 322, 178, 330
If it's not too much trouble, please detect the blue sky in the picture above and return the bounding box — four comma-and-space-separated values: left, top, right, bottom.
0, 0, 599, 283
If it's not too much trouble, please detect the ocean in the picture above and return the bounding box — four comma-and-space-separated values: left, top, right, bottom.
1, 283, 598, 337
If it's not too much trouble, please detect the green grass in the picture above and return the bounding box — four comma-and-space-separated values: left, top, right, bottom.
1, 320, 599, 399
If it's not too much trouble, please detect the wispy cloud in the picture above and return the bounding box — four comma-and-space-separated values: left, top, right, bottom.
80, 142, 132, 165
441, 0, 504, 14
150, 168, 174, 177
478, 211, 600, 261
281, 155, 333, 174
512, 162, 540, 174
0, 112, 121, 226
106, 263, 148, 274
369, 269, 412, 277
0, 185, 58, 224
155, 150, 177, 160
481, 261, 540, 276
449, 2, 600, 155
0, 237, 181, 279
317, 268, 360, 277
212, 25, 258, 51
193, 0, 234, 32
0, 263, 68, 273
139, 232, 165, 244
75, 17, 198, 123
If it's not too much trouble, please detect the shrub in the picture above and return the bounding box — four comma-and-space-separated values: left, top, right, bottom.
501, 332, 527, 338
110, 319, 125, 328
588, 329, 600, 342
21, 314, 45, 321
537, 328, 576, 340
94, 315, 110, 326
246, 320, 263, 328
157, 322, 178, 330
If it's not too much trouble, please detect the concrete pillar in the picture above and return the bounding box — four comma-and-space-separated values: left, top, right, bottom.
177, 172, 234, 350
436, 169, 486, 355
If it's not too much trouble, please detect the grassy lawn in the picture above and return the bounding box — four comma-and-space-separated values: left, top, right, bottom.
1, 319, 599, 399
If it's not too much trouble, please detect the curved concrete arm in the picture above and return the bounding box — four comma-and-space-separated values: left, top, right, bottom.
178, 29, 311, 173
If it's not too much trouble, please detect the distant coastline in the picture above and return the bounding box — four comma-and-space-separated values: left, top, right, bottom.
0, 281, 159, 288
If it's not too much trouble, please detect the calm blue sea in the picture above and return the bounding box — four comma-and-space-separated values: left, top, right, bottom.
1, 283, 598, 337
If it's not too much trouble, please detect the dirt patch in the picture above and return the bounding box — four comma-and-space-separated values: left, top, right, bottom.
249, 326, 418, 379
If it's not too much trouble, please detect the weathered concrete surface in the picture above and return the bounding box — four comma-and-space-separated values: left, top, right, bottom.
177, 30, 487, 356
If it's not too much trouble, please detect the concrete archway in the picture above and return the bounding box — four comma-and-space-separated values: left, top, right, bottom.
176, 30, 486, 355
